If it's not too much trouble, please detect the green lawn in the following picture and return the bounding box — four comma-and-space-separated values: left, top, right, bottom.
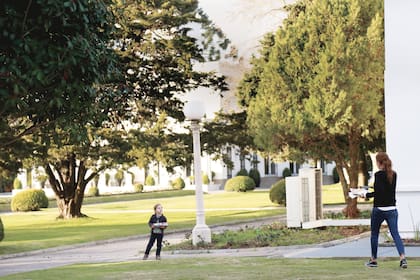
0, 191, 284, 255
2, 258, 419, 280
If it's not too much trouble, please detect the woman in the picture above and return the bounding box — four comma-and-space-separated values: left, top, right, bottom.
363, 152, 407, 268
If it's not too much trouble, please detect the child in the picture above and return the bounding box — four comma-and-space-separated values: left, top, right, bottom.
143, 203, 168, 260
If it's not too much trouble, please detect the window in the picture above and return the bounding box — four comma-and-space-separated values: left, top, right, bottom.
240, 154, 245, 170
264, 157, 269, 175
226, 147, 232, 179
252, 153, 258, 169
271, 161, 276, 175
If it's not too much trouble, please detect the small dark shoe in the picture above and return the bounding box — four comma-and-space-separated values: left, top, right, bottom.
365, 259, 377, 267
142, 254, 148, 260
400, 258, 408, 269
156, 256, 161, 260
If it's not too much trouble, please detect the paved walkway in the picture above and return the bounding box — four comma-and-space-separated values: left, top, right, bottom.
1, 215, 420, 277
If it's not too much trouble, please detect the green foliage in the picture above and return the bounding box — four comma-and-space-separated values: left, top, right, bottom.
134, 183, 144, 193
172, 178, 186, 190
87, 186, 99, 197
269, 179, 286, 205
145, 175, 155, 186
36, 174, 48, 188
201, 112, 256, 167
13, 178, 22, 190
115, 170, 124, 186
249, 168, 261, 188
0, 0, 117, 174
0, 216, 3, 242
202, 173, 210, 185
238, 0, 385, 212
105, 173, 111, 187
282, 168, 292, 178
11, 189, 49, 212
332, 167, 340, 183
224, 176, 256, 192
236, 169, 248, 176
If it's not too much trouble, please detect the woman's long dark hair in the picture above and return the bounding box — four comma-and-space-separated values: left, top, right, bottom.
376, 152, 394, 184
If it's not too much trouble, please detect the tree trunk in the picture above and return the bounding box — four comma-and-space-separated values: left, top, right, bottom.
358, 152, 369, 186
45, 154, 95, 219
343, 132, 361, 218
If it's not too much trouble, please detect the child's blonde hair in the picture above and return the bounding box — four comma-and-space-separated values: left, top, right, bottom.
153, 203, 162, 211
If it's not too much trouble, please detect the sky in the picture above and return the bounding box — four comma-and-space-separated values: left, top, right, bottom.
198, 0, 290, 60
184, 0, 292, 117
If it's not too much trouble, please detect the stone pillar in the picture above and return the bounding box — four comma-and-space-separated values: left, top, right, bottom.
385, 0, 420, 238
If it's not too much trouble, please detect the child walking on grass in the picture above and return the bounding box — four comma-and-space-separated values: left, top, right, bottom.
143, 203, 168, 260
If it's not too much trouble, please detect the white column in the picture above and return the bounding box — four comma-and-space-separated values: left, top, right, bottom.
385, 0, 420, 238
191, 121, 211, 245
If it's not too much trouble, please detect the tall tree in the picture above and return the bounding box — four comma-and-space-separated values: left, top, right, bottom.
0, 0, 116, 171
238, 0, 384, 217
1, 0, 227, 218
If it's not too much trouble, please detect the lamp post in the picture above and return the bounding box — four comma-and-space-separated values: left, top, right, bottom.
184, 100, 211, 245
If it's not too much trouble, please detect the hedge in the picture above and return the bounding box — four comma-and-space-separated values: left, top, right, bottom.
171, 178, 185, 190
224, 176, 255, 192
269, 179, 286, 205
0, 216, 4, 242
11, 189, 49, 212
249, 168, 261, 188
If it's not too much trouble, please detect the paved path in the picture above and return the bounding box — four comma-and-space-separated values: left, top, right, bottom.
2, 214, 420, 278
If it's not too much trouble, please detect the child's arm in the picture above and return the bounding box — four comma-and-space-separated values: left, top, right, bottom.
148, 215, 155, 228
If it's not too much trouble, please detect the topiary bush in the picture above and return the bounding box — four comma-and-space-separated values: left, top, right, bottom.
105, 173, 111, 186
282, 168, 292, 178
224, 176, 256, 192
172, 177, 185, 190
202, 173, 210, 185
236, 169, 248, 176
87, 185, 99, 197
249, 168, 261, 188
13, 178, 22, 189
134, 183, 144, 193
115, 170, 124, 186
0, 216, 4, 242
269, 179, 286, 205
11, 189, 49, 212
145, 175, 155, 186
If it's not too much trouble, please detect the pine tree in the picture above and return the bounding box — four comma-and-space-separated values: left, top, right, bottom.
239, 0, 384, 217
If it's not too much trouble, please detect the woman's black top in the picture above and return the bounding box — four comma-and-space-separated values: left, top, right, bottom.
366, 170, 397, 207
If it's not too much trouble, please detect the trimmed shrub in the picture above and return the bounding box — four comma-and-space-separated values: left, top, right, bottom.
134, 183, 143, 193
115, 170, 124, 186
224, 176, 256, 192
172, 178, 185, 190
87, 185, 99, 197
145, 175, 155, 186
37, 174, 48, 188
332, 167, 340, 183
236, 169, 248, 176
202, 173, 210, 185
282, 168, 292, 178
11, 189, 49, 212
105, 173, 111, 186
211, 171, 216, 182
269, 179, 286, 205
13, 178, 22, 189
249, 168, 261, 188
0, 216, 4, 242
